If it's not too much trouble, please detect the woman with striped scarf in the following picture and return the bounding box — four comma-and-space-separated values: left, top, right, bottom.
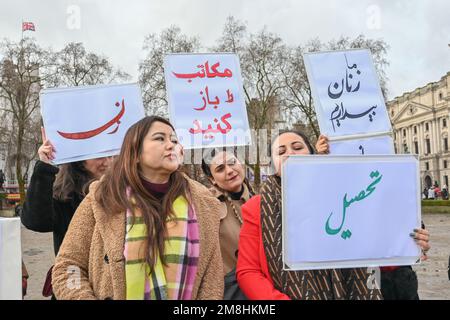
52, 116, 224, 300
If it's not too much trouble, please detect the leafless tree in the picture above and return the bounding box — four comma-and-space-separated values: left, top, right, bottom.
0, 38, 55, 202
51, 42, 130, 87
139, 26, 200, 116
214, 17, 288, 189
137, 18, 391, 189
281, 35, 390, 141
0, 39, 131, 203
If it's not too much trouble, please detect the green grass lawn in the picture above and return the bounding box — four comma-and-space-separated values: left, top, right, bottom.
422, 200, 450, 214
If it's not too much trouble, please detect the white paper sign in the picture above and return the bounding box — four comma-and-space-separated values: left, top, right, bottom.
304, 49, 391, 138
330, 135, 395, 155
0, 217, 22, 300
282, 155, 421, 270
164, 53, 251, 149
40, 83, 146, 164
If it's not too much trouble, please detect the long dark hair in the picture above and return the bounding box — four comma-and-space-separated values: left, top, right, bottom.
53, 161, 94, 201
95, 116, 190, 271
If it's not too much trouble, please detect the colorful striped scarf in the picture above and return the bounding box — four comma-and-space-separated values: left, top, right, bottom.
124, 195, 200, 300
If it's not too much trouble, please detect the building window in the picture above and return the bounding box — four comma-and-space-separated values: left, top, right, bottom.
445, 175, 449, 188
425, 162, 429, 171
439, 92, 444, 101
414, 126, 417, 134
444, 160, 448, 169
403, 143, 408, 153
414, 141, 419, 154
445, 138, 449, 152
403, 129, 406, 137
426, 138, 431, 154
444, 118, 448, 128
425, 122, 429, 131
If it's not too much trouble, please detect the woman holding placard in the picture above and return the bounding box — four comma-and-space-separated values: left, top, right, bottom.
201, 137, 329, 300
21, 128, 112, 297
21, 128, 111, 255
236, 130, 430, 300
52, 116, 224, 300
314, 134, 430, 300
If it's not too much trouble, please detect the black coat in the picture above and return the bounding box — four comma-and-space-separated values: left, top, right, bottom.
21, 161, 83, 256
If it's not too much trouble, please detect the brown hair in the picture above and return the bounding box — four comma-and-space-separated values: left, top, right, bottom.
201, 147, 255, 196
95, 116, 190, 270
53, 161, 94, 201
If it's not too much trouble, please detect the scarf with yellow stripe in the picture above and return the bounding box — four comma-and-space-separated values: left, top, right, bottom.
124, 195, 199, 300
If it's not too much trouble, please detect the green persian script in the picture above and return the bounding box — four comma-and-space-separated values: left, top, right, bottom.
325, 170, 383, 240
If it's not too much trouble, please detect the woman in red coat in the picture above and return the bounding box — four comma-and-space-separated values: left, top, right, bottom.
236, 130, 430, 300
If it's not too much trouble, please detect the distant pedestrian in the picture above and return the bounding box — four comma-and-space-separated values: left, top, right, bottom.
434, 186, 441, 199
0, 169, 5, 190
423, 187, 428, 199
442, 185, 449, 200
428, 187, 435, 200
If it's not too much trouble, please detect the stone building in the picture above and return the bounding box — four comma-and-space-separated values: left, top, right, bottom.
387, 72, 450, 189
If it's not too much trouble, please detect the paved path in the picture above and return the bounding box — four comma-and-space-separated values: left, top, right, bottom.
414, 214, 450, 299
21, 227, 54, 300
20, 214, 450, 300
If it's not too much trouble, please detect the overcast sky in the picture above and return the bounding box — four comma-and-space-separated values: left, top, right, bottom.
0, 0, 449, 100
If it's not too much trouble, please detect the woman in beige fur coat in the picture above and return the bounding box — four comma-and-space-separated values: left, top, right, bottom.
52, 116, 224, 300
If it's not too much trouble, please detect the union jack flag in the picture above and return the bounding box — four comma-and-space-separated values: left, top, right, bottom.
22, 22, 35, 32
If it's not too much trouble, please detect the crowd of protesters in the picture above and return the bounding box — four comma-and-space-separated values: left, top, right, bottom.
16, 116, 433, 301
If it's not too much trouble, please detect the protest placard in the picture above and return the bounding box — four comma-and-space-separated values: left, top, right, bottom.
164, 53, 251, 149
304, 49, 391, 137
40, 83, 145, 164
282, 155, 421, 270
330, 134, 395, 155
0, 217, 21, 300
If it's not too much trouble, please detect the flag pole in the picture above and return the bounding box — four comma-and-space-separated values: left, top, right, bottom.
21, 19, 23, 41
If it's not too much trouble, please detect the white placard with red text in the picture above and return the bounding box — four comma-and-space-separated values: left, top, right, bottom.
40, 83, 145, 164
164, 53, 251, 149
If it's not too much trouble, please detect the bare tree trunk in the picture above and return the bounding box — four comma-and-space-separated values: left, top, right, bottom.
15, 120, 25, 204
254, 142, 261, 190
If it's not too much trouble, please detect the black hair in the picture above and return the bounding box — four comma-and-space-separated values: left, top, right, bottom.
270, 129, 315, 156
201, 147, 240, 178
